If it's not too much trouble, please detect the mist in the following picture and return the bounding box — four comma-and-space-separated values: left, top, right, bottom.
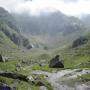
0, 0, 90, 17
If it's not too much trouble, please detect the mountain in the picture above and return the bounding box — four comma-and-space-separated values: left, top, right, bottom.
15, 12, 86, 35
14, 11, 88, 48
0, 7, 32, 53
0, 7, 19, 32
80, 14, 90, 26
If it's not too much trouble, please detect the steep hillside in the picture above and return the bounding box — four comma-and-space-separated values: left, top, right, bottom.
0, 30, 17, 54
0, 7, 19, 32
0, 7, 32, 51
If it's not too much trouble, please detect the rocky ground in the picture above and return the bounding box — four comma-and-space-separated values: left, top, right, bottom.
33, 69, 90, 90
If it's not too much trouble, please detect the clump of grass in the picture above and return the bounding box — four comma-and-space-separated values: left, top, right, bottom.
32, 64, 53, 72
0, 76, 39, 90
77, 73, 90, 82
32, 74, 53, 90
0, 60, 18, 71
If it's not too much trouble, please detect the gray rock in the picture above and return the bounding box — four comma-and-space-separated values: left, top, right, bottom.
27, 76, 35, 84
36, 81, 45, 86
39, 86, 47, 90
0, 54, 5, 62
49, 55, 64, 68
0, 72, 28, 82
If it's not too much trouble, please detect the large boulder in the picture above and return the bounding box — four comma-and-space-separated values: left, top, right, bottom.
49, 55, 64, 68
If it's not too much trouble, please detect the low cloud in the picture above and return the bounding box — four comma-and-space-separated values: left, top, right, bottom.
0, 0, 90, 16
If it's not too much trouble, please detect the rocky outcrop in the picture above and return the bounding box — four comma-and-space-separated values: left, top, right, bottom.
49, 55, 64, 68
0, 71, 28, 82
0, 55, 5, 62
72, 36, 88, 48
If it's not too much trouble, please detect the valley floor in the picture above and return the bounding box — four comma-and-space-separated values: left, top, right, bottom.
32, 68, 90, 90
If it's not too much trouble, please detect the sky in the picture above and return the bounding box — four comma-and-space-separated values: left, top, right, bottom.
0, 0, 90, 17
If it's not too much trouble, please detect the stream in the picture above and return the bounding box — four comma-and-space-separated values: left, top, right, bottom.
33, 69, 90, 90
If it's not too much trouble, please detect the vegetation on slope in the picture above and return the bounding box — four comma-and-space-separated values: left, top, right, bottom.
0, 7, 32, 50
53, 32, 90, 68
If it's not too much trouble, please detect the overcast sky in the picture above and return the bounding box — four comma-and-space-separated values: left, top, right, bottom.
0, 0, 90, 17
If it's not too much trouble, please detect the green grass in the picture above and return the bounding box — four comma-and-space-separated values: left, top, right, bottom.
0, 30, 17, 55
32, 64, 53, 72
0, 71, 53, 90
0, 76, 39, 90
0, 22, 90, 90
0, 60, 18, 71
52, 36, 90, 68
78, 73, 90, 82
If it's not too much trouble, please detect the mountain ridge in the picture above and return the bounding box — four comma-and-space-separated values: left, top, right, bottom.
0, 7, 32, 52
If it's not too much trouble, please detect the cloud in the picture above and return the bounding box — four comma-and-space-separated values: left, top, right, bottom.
63, 0, 78, 3
0, 0, 90, 16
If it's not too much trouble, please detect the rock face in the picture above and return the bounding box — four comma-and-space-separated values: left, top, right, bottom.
0, 55, 5, 62
72, 36, 88, 48
49, 55, 64, 68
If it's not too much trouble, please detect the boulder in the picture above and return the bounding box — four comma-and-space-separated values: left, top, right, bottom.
0, 84, 12, 90
27, 76, 35, 84
39, 86, 48, 90
49, 55, 64, 68
36, 81, 45, 86
0, 54, 5, 62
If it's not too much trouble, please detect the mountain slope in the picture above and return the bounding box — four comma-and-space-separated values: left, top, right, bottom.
53, 32, 90, 68
0, 30, 17, 54
14, 12, 88, 48
15, 12, 86, 35
0, 7, 19, 32
0, 7, 32, 51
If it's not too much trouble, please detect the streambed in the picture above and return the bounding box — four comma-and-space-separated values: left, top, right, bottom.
33, 69, 90, 90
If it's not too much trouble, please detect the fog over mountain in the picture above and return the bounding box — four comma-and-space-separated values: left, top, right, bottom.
0, 0, 90, 17
0, 0, 90, 48
80, 14, 90, 25
13, 10, 89, 48
15, 11, 85, 35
